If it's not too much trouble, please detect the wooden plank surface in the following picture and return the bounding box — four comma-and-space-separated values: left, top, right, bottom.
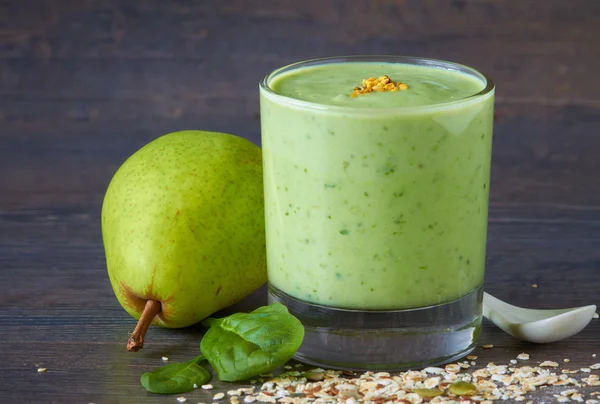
1, 0, 599, 402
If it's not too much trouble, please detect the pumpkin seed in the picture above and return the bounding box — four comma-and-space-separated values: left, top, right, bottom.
413, 388, 444, 397
448, 380, 477, 396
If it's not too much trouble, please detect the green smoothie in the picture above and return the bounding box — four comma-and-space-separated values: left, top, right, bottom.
260, 59, 494, 310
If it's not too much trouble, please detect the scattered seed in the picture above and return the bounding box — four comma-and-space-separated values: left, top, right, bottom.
202, 384, 214, 390
467, 355, 478, 360
517, 353, 530, 360
177, 398, 187, 403
304, 370, 325, 381
572, 393, 584, 402
564, 359, 571, 363
581, 368, 592, 373
590, 363, 600, 369
532, 284, 538, 288
286, 371, 302, 377
445, 364, 460, 373
213, 393, 225, 400
37, 368, 47, 373
413, 388, 444, 397
448, 381, 477, 396
162, 356, 169, 361
424, 367, 444, 374
224, 355, 599, 403
593, 312, 599, 319
256, 393, 276, 403
424, 377, 440, 389
482, 344, 494, 349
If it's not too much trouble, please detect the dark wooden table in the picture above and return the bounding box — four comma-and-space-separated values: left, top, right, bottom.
1, 1, 599, 403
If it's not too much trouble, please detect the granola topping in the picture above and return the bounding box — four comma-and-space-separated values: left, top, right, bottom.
351, 75, 408, 97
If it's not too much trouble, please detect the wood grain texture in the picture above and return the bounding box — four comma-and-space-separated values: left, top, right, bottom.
1, 0, 599, 402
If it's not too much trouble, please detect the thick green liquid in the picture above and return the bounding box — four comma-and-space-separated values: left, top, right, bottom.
260, 61, 494, 310
272, 63, 484, 108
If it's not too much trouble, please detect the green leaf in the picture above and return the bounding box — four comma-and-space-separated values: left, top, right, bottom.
200, 303, 304, 382
140, 355, 211, 394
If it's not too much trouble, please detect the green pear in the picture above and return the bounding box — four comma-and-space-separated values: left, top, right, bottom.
101, 130, 266, 351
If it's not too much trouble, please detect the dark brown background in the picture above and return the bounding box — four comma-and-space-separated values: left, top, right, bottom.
1, 1, 599, 403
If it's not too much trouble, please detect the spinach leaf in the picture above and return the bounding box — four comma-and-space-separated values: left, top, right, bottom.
200, 303, 304, 382
140, 355, 211, 394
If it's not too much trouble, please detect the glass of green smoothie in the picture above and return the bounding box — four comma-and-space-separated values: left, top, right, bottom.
259, 56, 494, 370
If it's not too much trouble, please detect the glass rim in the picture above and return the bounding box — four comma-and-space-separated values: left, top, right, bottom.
259, 55, 495, 114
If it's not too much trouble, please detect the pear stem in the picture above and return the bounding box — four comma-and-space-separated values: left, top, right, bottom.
127, 299, 161, 352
